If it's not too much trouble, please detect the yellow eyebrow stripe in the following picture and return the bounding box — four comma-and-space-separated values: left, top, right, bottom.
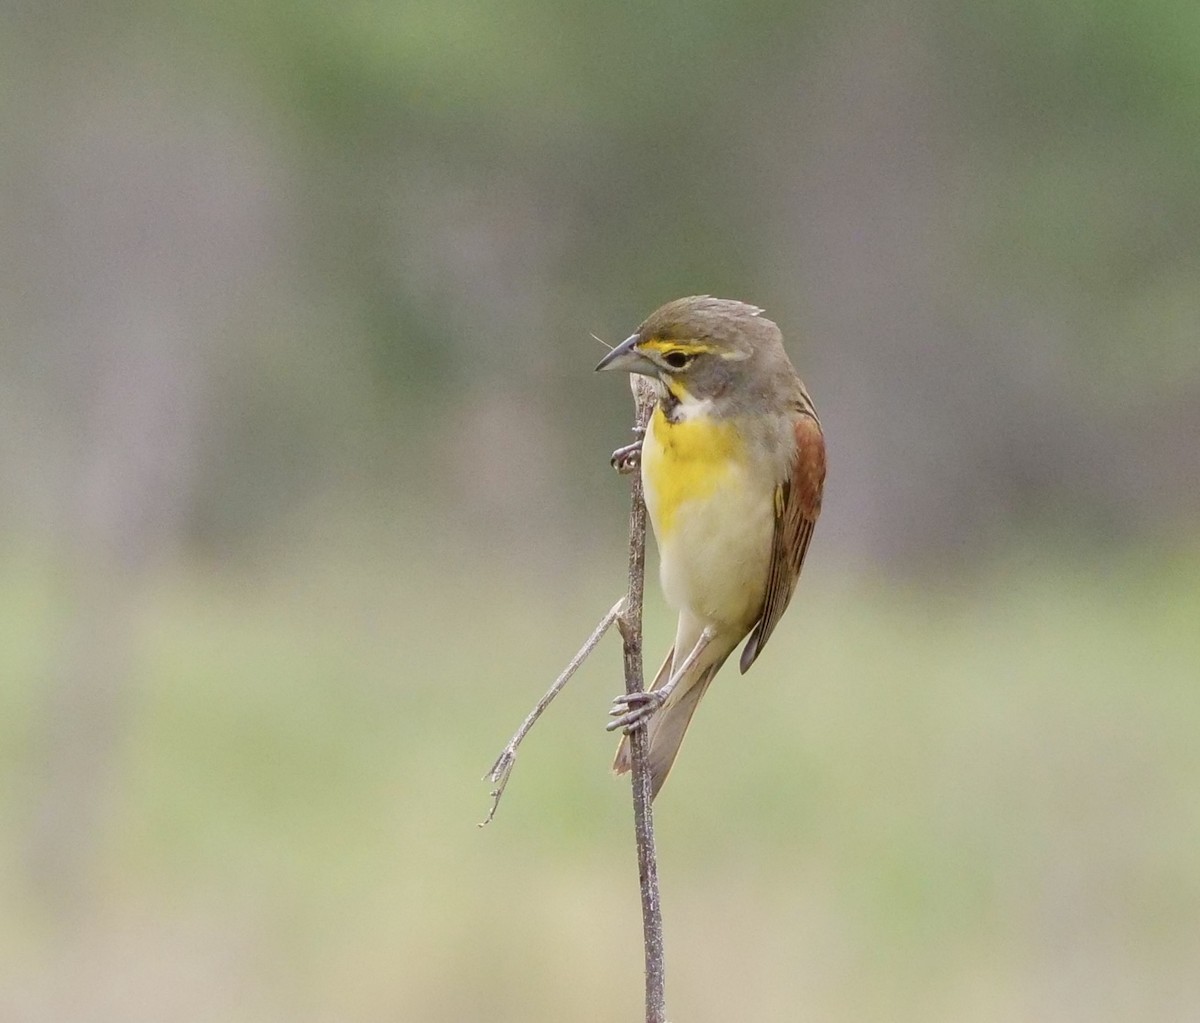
638, 339, 717, 357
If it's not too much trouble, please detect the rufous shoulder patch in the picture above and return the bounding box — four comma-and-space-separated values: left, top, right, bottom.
792, 416, 826, 518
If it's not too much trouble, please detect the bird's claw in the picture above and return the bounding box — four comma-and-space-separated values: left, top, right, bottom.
609, 424, 646, 474
605, 689, 665, 733
610, 440, 642, 474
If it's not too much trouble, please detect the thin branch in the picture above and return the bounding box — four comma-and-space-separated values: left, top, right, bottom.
480, 598, 624, 827
477, 374, 667, 1020
617, 377, 668, 1023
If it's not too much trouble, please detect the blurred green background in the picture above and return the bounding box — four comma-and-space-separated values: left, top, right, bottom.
3, 1, 1199, 1020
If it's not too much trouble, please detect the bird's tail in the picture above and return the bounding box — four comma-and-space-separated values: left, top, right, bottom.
612, 645, 725, 799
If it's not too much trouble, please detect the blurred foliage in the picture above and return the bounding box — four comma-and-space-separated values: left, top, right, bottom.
1, 0, 1199, 1019
2, 543, 1199, 1020
4, 0, 1198, 557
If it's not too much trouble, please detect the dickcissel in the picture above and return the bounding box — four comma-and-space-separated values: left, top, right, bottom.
596, 295, 826, 798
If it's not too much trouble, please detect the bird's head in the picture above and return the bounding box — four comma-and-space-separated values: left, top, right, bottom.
596, 295, 784, 407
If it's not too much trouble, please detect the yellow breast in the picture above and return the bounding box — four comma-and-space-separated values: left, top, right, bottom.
640, 404, 775, 628
641, 405, 744, 537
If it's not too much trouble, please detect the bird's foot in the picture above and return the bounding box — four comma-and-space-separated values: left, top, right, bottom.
606, 689, 666, 733
610, 425, 646, 474
610, 441, 642, 474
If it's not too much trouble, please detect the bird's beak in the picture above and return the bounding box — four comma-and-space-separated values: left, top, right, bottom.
595, 333, 658, 376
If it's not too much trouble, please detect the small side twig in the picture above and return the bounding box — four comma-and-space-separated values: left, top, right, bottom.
480, 598, 624, 827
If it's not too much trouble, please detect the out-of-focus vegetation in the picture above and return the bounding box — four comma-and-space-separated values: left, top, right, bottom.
2, 0, 1198, 1019
3, 547, 1198, 1020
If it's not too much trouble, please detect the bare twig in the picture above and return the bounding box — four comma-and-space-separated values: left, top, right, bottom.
618, 376, 667, 1023
480, 598, 624, 827
477, 374, 667, 1020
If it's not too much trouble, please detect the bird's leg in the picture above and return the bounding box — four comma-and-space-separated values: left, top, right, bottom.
610, 424, 646, 474
607, 627, 716, 733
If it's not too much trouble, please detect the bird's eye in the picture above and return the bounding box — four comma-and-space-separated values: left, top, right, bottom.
663, 351, 692, 369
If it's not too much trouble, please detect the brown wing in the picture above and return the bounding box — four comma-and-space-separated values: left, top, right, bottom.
739, 413, 825, 673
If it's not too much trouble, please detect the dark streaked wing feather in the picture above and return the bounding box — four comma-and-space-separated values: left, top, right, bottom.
739, 414, 825, 673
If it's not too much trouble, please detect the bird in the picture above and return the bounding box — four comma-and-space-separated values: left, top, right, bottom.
596, 295, 825, 798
